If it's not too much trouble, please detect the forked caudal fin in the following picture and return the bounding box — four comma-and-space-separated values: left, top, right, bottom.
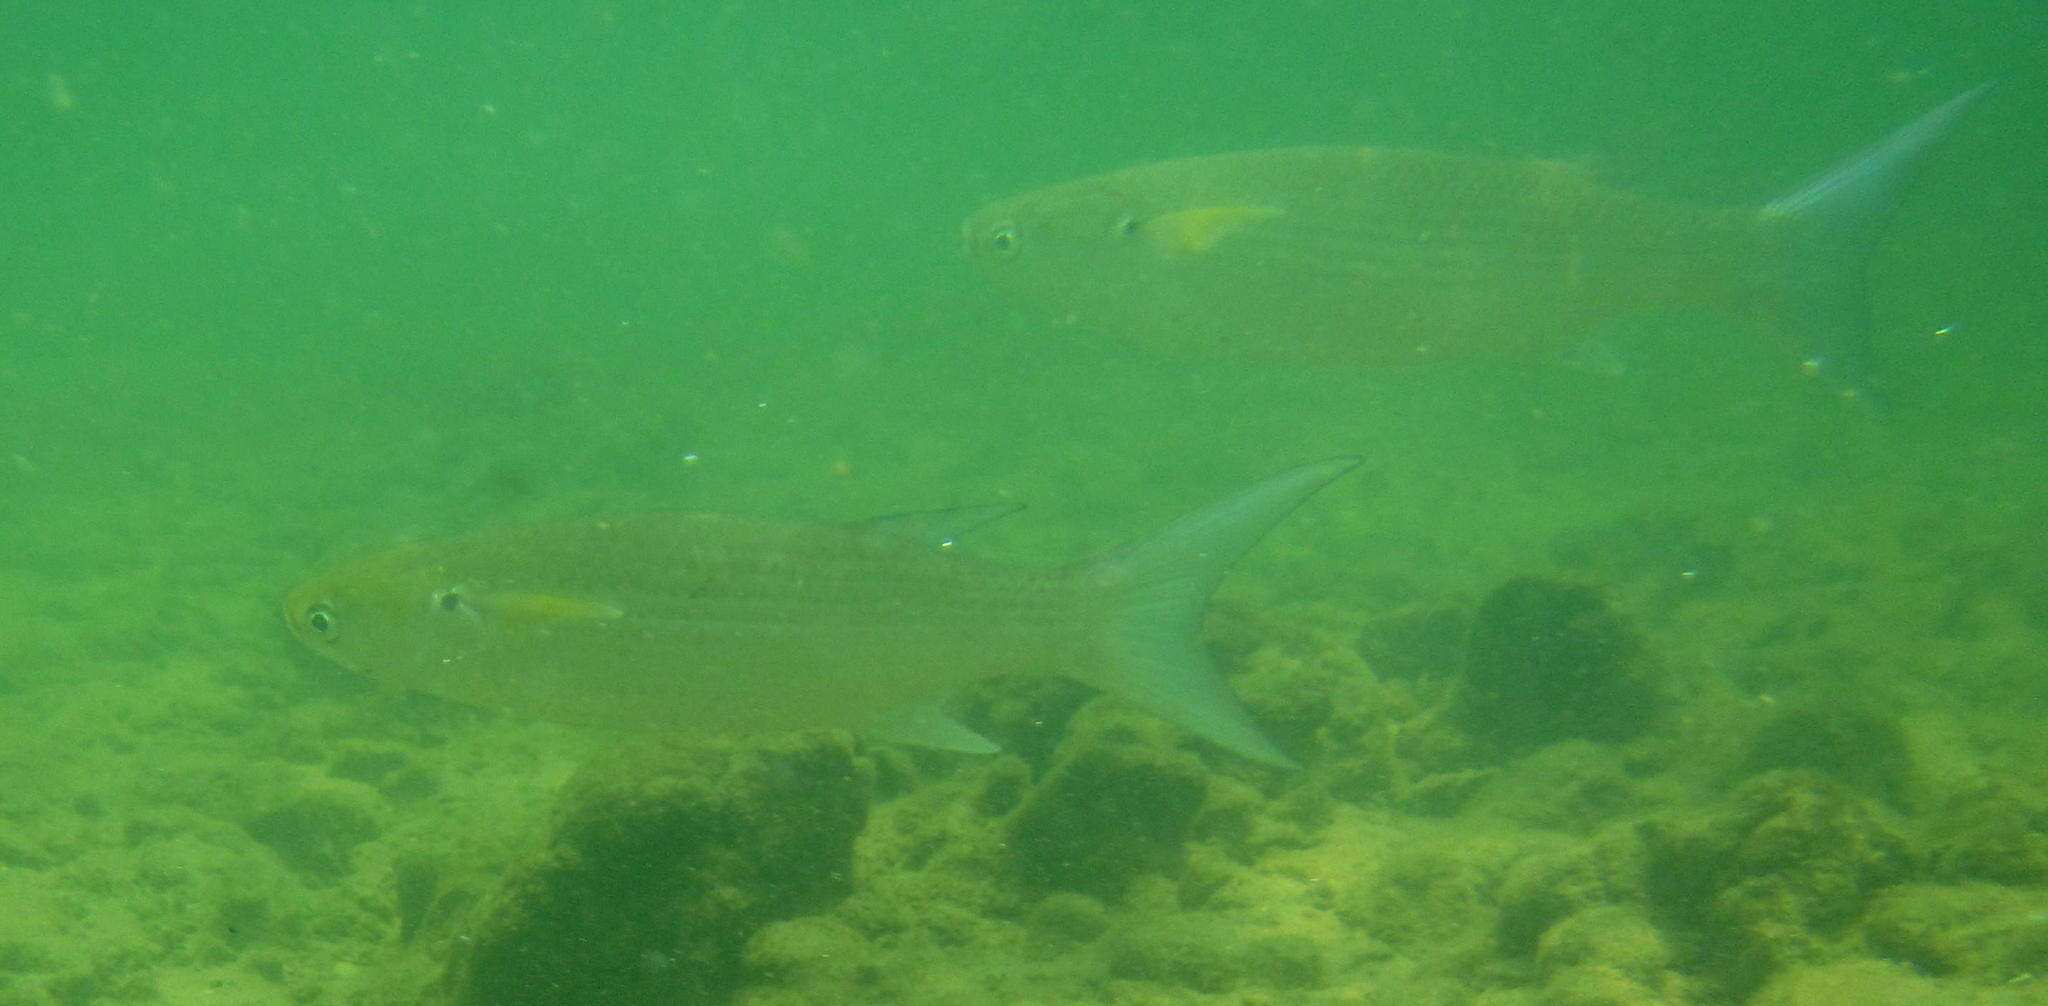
1077, 456, 1362, 768
1762, 84, 1988, 402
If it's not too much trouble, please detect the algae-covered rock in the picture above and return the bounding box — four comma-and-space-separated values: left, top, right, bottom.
1494, 826, 1649, 956
1459, 578, 1663, 753
1241, 930, 1326, 990
1862, 882, 2048, 982
1748, 960, 1964, 1006
1535, 906, 1669, 986
1462, 741, 1639, 832
1741, 702, 1914, 805
1024, 891, 1111, 946
434, 733, 870, 1006
1639, 771, 1914, 997
1103, 912, 1246, 993
1101, 910, 1326, 995
1336, 836, 1501, 953
1537, 962, 1672, 1006
742, 915, 877, 991
1006, 734, 1209, 898
1926, 782, 2048, 885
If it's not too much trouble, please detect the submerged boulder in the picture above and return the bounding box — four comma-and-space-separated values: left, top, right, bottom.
1926, 782, 2048, 886
1863, 882, 2048, 982
1741, 701, 1915, 805
433, 734, 870, 1006
1640, 771, 1915, 998
1005, 729, 1210, 899
1458, 577, 1663, 753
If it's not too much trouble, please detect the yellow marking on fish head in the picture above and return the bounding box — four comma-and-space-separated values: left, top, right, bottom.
1130, 205, 1284, 255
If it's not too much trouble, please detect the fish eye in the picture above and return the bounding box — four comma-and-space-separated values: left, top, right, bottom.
305, 605, 337, 639
989, 226, 1018, 254
432, 588, 466, 614
1112, 214, 1141, 238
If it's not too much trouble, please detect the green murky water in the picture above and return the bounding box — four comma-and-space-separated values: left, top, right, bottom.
2, 3, 2044, 1003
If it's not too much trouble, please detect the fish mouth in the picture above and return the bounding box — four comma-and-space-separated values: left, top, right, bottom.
958, 213, 987, 258
280, 587, 305, 633
280, 599, 308, 645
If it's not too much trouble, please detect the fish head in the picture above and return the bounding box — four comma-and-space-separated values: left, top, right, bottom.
962, 159, 1288, 343
961, 171, 1168, 278
965, 154, 1290, 268
281, 543, 493, 684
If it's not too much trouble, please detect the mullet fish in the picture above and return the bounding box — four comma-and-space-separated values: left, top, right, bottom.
283, 458, 1360, 767
964, 88, 1985, 399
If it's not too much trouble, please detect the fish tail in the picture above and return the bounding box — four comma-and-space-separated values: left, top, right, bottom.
1077, 456, 1360, 768
1762, 84, 1988, 402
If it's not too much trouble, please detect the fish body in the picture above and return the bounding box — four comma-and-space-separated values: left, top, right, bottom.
965, 89, 1983, 393
283, 459, 1361, 766
968, 146, 1774, 366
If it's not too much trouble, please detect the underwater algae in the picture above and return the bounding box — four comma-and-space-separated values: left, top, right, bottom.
436, 735, 869, 1006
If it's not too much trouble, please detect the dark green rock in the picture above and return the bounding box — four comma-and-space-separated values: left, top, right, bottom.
1640, 771, 1915, 999
1494, 825, 1648, 956
1863, 883, 2048, 981
1023, 891, 1111, 945
1742, 702, 1914, 804
1459, 577, 1663, 752
1927, 783, 2048, 886
1103, 914, 1244, 993
434, 734, 871, 1006
1006, 741, 1208, 899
